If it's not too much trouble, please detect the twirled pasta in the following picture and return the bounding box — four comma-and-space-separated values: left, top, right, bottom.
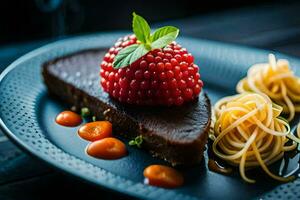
237, 54, 300, 121
213, 93, 296, 183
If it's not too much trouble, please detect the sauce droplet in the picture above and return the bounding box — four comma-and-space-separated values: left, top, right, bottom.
143, 165, 184, 188
86, 137, 127, 159
78, 121, 112, 141
56, 111, 82, 127
208, 159, 232, 175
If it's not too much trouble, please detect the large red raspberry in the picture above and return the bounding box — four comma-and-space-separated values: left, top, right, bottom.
100, 35, 203, 106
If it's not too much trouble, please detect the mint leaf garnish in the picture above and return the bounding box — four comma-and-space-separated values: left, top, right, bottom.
113, 44, 142, 69
129, 44, 149, 64
132, 12, 151, 44
112, 13, 179, 69
151, 26, 179, 49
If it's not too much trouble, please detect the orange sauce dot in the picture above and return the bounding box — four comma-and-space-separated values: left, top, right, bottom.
78, 121, 112, 141
55, 111, 82, 127
143, 165, 184, 188
87, 137, 127, 159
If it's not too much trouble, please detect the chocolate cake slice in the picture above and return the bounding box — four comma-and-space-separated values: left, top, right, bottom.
42, 49, 211, 165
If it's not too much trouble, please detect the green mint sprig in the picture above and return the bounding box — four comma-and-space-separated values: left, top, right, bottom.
113, 12, 179, 69
129, 135, 143, 148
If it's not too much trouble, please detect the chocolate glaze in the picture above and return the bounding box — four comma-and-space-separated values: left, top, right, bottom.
42, 49, 211, 165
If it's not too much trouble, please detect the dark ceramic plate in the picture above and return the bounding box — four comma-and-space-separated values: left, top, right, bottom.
0, 33, 300, 200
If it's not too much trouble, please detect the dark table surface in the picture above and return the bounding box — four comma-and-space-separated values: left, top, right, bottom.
1, 2, 300, 200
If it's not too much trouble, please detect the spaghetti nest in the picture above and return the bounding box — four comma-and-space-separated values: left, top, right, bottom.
237, 54, 300, 121
213, 93, 296, 183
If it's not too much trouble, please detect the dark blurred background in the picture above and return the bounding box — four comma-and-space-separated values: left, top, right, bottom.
1, 0, 282, 44
1, 0, 300, 69
0, 0, 299, 47
1, 0, 300, 199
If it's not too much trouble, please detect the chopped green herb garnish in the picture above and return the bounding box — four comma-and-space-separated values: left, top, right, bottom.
129, 135, 143, 148
128, 140, 136, 146
92, 116, 96, 122
81, 107, 90, 117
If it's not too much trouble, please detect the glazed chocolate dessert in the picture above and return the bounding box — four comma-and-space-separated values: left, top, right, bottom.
42, 49, 211, 165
